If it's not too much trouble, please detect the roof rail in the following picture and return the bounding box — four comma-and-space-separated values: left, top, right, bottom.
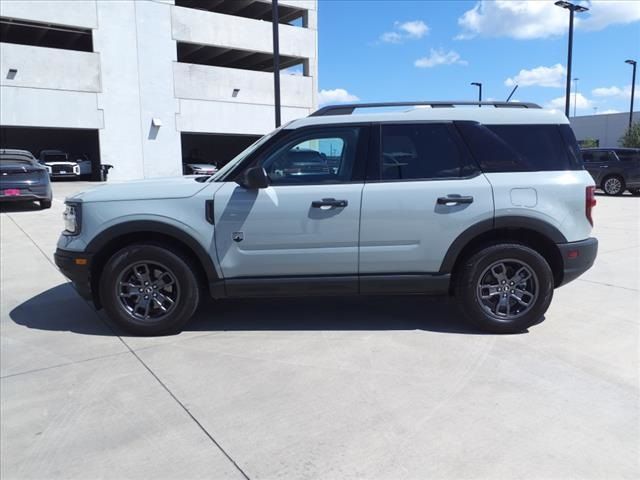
309, 101, 542, 117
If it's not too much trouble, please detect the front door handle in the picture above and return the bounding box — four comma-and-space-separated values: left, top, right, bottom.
437, 195, 474, 205
311, 198, 348, 208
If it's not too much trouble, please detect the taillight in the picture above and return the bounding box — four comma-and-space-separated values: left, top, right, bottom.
586, 186, 596, 226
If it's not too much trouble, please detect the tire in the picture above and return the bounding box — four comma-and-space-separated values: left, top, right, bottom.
602, 175, 625, 196
40, 199, 52, 209
454, 243, 554, 334
99, 244, 201, 335
629, 188, 640, 196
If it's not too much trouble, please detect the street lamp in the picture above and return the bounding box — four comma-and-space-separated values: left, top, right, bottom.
573, 77, 579, 118
555, 1, 589, 117
625, 59, 636, 130
471, 82, 482, 107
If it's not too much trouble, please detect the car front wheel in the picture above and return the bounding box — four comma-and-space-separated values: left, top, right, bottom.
455, 243, 554, 333
100, 244, 200, 335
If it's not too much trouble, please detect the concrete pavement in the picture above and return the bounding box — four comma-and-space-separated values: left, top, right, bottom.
1, 181, 638, 479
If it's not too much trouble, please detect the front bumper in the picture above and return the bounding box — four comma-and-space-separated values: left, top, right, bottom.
54, 248, 94, 301
557, 237, 598, 286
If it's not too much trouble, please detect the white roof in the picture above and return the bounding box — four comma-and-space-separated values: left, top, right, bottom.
288, 105, 568, 129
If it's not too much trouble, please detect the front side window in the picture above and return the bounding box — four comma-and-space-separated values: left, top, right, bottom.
380, 124, 467, 180
262, 128, 361, 185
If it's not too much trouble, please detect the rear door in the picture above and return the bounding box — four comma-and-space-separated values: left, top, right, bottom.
213, 125, 369, 280
359, 122, 494, 275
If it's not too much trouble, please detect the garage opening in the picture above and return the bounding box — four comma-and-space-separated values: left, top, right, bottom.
0, 126, 102, 180
177, 42, 307, 74
0, 17, 93, 52
181, 132, 261, 174
175, 0, 307, 27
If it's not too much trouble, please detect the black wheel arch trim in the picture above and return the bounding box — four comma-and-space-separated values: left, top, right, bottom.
86, 220, 219, 283
439, 216, 567, 273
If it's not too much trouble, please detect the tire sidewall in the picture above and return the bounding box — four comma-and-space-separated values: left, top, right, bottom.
100, 244, 200, 335
456, 244, 554, 333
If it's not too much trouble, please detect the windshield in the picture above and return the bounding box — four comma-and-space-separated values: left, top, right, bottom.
211, 127, 283, 181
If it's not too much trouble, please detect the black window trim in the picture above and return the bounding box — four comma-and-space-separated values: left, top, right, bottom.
365, 121, 481, 183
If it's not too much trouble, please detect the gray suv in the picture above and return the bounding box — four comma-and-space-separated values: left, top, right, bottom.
55, 101, 598, 336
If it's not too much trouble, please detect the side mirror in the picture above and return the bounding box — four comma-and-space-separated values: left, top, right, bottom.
238, 166, 269, 189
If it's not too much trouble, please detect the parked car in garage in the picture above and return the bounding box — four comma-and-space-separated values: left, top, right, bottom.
183, 162, 218, 176
581, 147, 640, 195
39, 149, 90, 179
0, 149, 52, 209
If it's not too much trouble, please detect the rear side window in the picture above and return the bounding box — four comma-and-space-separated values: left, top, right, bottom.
617, 151, 640, 162
380, 123, 472, 180
582, 151, 615, 163
457, 123, 583, 172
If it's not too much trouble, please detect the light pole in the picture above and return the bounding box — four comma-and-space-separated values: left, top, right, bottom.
272, 0, 281, 127
625, 59, 636, 130
471, 82, 482, 107
573, 77, 579, 118
555, 1, 589, 118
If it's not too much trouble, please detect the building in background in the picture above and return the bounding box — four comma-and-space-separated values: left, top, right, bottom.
571, 111, 639, 147
0, 0, 318, 180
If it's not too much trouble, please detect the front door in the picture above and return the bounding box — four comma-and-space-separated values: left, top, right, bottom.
213, 125, 369, 280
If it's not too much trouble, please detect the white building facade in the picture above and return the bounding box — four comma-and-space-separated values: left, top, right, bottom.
570, 111, 639, 147
0, 0, 318, 180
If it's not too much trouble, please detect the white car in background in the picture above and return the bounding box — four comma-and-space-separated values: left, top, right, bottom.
39, 150, 92, 179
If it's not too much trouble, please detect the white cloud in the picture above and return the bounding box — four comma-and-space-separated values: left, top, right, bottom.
457, 1, 640, 40
545, 93, 593, 111
380, 20, 429, 44
318, 88, 359, 105
505, 64, 566, 88
414, 49, 468, 68
592, 85, 637, 98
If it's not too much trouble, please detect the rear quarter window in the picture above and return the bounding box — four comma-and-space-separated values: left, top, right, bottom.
456, 123, 583, 172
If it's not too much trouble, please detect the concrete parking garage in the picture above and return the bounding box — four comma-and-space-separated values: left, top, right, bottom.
1, 182, 638, 479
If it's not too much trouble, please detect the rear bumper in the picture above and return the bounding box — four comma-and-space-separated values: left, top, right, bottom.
0, 184, 51, 201
54, 248, 94, 301
557, 237, 598, 287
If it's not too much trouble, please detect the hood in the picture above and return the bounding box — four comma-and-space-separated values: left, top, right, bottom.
68, 176, 218, 203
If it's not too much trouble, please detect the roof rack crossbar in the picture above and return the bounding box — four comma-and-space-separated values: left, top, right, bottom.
310, 101, 541, 117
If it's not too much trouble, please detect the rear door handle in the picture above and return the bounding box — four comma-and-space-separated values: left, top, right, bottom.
437, 195, 474, 205
311, 198, 348, 208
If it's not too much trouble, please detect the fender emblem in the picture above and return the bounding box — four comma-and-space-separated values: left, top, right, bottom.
232, 232, 244, 242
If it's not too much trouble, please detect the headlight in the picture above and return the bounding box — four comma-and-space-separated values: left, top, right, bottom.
63, 203, 81, 235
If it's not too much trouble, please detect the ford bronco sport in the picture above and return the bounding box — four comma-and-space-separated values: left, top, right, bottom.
55, 101, 598, 335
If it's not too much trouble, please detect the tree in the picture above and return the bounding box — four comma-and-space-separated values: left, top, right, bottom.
620, 122, 640, 148
580, 138, 599, 148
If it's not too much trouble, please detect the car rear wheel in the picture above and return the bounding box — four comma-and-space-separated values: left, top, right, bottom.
100, 244, 200, 335
602, 175, 625, 196
40, 199, 52, 209
454, 243, 554, 333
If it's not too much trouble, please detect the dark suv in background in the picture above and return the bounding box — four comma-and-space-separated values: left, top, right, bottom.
581, 148, 640, 196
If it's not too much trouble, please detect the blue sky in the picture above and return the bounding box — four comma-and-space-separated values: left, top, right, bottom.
317, 0, 640, 116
